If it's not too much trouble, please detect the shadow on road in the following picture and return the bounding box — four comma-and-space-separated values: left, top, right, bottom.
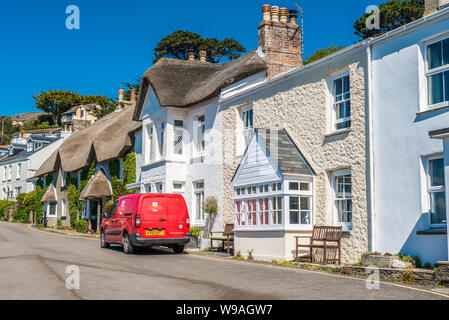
106, 245, 188, 256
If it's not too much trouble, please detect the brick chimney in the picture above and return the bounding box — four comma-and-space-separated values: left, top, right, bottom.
199, 50, 207, 62
258, 4, 302, 79
424, 0, 449, 15
118, 88, 125, 101
131, 89, 137, 103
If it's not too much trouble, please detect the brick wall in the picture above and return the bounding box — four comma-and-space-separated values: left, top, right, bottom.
258, 21, 302, 79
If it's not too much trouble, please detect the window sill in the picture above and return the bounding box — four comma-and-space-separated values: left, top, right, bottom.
416, 227, 447, 235
417, 102, 449, 116
324, 128, 351, 138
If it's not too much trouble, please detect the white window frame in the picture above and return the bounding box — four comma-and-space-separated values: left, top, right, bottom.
331, 169, 353, 231
193, 181, 205, 225
173, 120, 184, 156
330, 71, 351, 132
194, 114, 205, 154
158, 119, 165, 158
425, 155, 447, 226
16, 163, 21, 180
46, 202, 57, 218
240, 105, 254, 153
62, 200, 67, 217
3, 166, 6, 181
424, 35, 449, 110
172, 181, 185, 194
145, 123, 155, 163
7, 165, 12, 181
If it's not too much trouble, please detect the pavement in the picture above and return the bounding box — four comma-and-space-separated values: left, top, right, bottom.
0, 221, 448, 300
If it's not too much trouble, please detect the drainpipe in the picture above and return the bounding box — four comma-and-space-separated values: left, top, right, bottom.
366, 44, 376, 252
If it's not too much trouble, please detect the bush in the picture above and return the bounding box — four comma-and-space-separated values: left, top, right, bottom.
189, 227, 203, 240
56, 220, 62, 227
12, 208, 29, 223
0, 200, 14, 221
74, 220, 88, 234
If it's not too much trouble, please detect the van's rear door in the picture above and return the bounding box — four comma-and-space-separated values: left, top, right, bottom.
166, 195, 188, 238
140, 195, 167, 238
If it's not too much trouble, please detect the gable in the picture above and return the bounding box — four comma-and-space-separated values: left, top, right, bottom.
232, 137, 281, 187
139, 86, 163, 121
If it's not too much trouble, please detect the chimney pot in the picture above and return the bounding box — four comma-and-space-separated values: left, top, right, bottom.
188, 49, 195, 61
118, 88, 125, 101
131, 89, 136, 102
289, 10, 298, 25
262, 4, 271, 23
199, 50, 207, 62
280, 8, 288, 23
271, 6, 279, 23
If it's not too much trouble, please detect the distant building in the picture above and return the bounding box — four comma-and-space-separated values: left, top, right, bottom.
10, 128, 64, 146
10, 111, 47, 126
61, 104, 99, 133
0, 131, 69, 200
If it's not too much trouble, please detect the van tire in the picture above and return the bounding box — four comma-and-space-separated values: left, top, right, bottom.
123, 233, 135, 254
173, 244, 184, 254
100, 231, 110, 248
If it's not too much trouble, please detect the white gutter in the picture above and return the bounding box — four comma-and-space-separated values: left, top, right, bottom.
366, 44, 376, 253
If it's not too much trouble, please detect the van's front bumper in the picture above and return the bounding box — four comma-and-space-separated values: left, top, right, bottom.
129, 233, 190, 246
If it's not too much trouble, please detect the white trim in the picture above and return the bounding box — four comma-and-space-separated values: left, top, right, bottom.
331, 168, 353, 231
423, 154, 447, 227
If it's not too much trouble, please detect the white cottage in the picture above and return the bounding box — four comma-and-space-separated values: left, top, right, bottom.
370, 3, 449, 264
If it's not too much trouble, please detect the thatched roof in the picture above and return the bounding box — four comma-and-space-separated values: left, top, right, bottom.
41, 184, 57, 203
79, 170, 113, 200
133, 50, 267, 120
32, 105, 140, 178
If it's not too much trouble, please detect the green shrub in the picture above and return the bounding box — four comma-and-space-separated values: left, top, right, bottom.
424, 262, 432, 269
56, 220, 62, 227
74, 220, 88, 233
0, 200, 15, 221
189, 227, 203, 239
12, 208, 28, 223
12, 187, 44, 224
123, 152, 136, 185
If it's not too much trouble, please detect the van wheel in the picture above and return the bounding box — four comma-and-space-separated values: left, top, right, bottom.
100, 231, 110, 248
123, 233, 135, 254
173, 244, 184, 254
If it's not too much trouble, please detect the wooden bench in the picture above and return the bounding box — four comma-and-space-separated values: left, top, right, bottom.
210, 224, 234, 254
295, 226, 343, 265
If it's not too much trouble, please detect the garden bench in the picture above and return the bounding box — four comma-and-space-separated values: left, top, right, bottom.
295, 226, 343, 265
210, 224, 234, 254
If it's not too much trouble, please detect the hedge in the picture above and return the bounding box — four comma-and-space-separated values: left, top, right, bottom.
74, 219, 88, 233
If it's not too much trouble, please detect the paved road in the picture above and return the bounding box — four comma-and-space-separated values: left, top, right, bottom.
0, 222, 447, 300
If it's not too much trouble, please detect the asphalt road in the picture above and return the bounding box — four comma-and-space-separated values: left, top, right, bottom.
0, 221, 447, 300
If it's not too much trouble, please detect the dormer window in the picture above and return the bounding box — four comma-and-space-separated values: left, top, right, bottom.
27, 142, 32, 152
9, 148, 13, 156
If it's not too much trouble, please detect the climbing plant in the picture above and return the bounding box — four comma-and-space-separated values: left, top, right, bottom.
108, 159, 120, 179
66, 184, 80, 226
36, 178, 44, 189
123, 152, 136, 185
45, 174, 53, 187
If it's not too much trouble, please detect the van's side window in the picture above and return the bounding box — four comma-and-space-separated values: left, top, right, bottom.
108, 201, 119, 218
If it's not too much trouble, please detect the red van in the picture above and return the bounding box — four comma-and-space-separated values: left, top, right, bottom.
100, 193, 190, 254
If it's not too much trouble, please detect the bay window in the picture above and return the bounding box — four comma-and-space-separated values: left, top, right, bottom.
427, 38, 449, 106
271, 197, 283, 225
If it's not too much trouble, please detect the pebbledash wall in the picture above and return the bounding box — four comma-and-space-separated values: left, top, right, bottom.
221, 46, 370, 263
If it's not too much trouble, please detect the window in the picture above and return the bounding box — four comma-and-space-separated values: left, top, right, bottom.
173, 182, 184, 194
8, 165, 12, 181
332, 74, 351, 131
195, 115, 205, 153
247, 199, 257, 226
426, 38, 449, 106
289, 196, 311, 225
146, 124, 155, 162
333, 170, 352, 229
174, 120, 184, 155
3, 166, 6, 181
289, 182, 299, 191
194, 181, 205, 222
272, 197, 283, 225
15, 187, 22, 196
159, 121, 165, 157
62, 200, 67, 217
242, 107, 254, 148
272, 182, 282, 192
27, 142, 32, 152
427, 157, 446, 225
47, 202, 57, 217
259, 198, 269, 225
236, 200, 246, 226
16, 163, 21, 180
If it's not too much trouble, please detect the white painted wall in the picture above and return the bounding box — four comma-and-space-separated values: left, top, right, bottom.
371, 14, 449, 264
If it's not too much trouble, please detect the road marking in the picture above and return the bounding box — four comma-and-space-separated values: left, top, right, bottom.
189, 253, 449, 299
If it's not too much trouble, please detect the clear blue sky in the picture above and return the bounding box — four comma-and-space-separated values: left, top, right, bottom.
0, 0, 382, 116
